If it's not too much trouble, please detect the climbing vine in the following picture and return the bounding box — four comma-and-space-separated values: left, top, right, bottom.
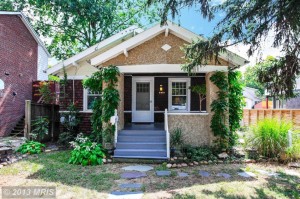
83, 65, 120, 143
210, 71, 243, 151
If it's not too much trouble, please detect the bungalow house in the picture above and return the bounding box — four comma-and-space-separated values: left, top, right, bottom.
0, 11, 50, 137
48, 22, 247, 159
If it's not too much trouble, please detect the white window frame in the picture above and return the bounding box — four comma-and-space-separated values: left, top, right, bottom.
83, 88, 101, 112
168, 78, 191, 112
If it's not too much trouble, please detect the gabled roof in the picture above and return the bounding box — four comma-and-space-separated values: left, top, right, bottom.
0, 11, 51, 57
48, 21, 248, 75
90, 21, 249, 67
47, 25, 143, 75
243, 87, 261, 101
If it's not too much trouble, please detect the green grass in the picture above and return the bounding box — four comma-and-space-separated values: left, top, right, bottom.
0, 151, 299, 199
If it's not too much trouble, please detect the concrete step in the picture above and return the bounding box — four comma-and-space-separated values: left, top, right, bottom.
114, 155, 168, 160
117, 135, 166, 142
114, 149, 167, 157
119, 130, 165, 136
116, 142, 166, 149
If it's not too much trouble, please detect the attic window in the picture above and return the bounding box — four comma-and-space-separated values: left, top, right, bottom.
161, 44, 171, 51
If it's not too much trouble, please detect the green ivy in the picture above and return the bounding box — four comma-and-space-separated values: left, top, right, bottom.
83, 65, 120, 144
210, 71, 243, 151
17, 141, 45, 154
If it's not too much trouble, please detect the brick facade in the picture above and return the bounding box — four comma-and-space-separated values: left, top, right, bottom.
0, 15, 38, 136
60, 80, 92, 134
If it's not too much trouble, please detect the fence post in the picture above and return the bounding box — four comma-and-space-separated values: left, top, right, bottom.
24, 100, 31, 139
288, 130, 292, 148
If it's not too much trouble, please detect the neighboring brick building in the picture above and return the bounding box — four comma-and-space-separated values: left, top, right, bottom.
0, 11, 50, 136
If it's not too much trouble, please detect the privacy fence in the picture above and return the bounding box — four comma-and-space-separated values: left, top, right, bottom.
242, 109, 300, 129
24, 100, 60, 141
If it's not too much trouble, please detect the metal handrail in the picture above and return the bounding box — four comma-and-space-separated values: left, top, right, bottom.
164, 109, 170, 158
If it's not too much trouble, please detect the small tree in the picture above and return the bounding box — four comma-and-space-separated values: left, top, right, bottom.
190, 84, 206, 112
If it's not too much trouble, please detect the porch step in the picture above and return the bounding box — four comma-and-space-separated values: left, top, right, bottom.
114, 149, 167, 157
117, 135, 166, 142
116, 142, 166, 149
114, 129, 168, 160
114, 155, 168, 160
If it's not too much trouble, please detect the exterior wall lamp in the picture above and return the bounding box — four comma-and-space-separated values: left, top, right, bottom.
159, 84, 165, 94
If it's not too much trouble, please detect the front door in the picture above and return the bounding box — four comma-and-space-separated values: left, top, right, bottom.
132, 77, 154, 122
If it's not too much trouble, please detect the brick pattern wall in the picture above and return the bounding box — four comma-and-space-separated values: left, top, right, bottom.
0, 15, 38, 136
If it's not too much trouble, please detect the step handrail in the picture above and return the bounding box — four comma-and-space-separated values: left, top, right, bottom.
112, 109, 118, 147
164, 109, 170, 159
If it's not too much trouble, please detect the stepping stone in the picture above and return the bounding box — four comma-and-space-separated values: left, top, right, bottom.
121, 172, 147, 179
217, 173, 231, 179
109, 191, 143, 199
122, 165, 153, 172
156, 170, 171, 176
238, 171, 256, 178
199, 170, 210, 177
256, 169, 279, 177
178, 172, 189, 177
119, 183, 143, 189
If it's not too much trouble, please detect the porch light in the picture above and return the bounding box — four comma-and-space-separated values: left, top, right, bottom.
159, 84, 165, 94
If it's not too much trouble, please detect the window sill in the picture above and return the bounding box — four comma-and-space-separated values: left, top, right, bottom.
167, 112, 209, 116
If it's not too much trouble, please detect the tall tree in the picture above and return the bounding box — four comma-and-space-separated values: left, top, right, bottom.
148, 0, 300, 98
2, 0, 159, 60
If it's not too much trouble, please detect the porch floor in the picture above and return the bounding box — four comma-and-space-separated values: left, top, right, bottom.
124, 123, 164, 131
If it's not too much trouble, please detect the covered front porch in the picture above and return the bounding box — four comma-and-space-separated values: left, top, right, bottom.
113, 65, 221, 159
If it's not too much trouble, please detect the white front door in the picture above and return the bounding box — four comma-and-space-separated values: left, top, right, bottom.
132, 77, 154, 122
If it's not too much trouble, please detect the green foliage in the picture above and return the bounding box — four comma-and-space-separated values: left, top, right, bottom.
68, 134, 105, 166
256, 57, 299, 99
243, 64, 266, 97
286, 136, 300, 161
83, 65, 120, 143
189, 84, 206, 111
31, 116, 49, 141
2, 0, 160, 60
228, 71, 244, 133
182, 145, 217, 161
58, 103, 81, 146
170, 128, 184, 148
17, 141, 45, 154
247, 118, 292, 158
148, 0, 300, 99
38, 82, 53, 104
210, 72, 231, 150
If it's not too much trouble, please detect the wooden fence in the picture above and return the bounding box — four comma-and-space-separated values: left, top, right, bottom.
24, 100, 60, 141
243, 109, 300, 129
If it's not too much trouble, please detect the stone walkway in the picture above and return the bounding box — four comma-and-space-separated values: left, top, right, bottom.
108, 164, 277, 199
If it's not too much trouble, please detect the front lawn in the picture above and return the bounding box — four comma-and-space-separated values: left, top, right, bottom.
0, 151, 299, 199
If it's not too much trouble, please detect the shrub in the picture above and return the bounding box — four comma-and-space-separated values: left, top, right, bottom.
182, 145, 217, 161
170, 128, 184, 149
68, 133, 105, 166
247, 118, 292, 158
17, 141, 45, 154
285, 135, 300, 161
31, 116, 49, 141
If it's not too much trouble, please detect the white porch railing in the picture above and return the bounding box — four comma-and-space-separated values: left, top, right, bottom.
164, 109, 170, 159
111, 109, 119, 147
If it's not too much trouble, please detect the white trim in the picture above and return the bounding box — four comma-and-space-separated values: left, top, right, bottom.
168, 78, 191, 112
132, 77, 154, 122
91, 21, 248, 67
47, 25, 142, 75
0, 11, 51, 57
118, 64, 228, 73
58, 75, 87, 80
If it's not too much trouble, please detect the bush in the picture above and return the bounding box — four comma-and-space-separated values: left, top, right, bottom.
182, 145, 217, 161
285, 135, 300, 161
170, 128, 184, 149
68, 133, 105, 166
31, 116, 49, 141
246, 118, 292, 158
17, 141, 45, 154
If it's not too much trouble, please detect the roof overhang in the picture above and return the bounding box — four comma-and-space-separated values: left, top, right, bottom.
47, 25, 142, 75
0, 11, 51, 57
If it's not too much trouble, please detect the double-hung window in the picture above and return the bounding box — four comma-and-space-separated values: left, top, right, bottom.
168, 78, 190, 112
84, 89, 101, 111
